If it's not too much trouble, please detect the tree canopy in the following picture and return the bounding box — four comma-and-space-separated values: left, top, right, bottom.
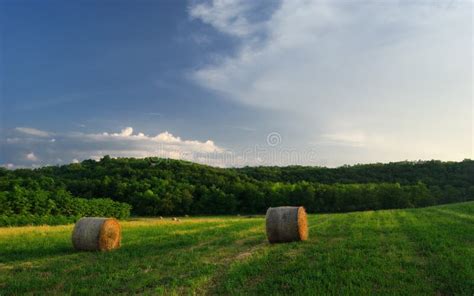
1, 158, 472, 225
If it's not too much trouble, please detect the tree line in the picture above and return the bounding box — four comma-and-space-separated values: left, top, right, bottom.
0, 157, 472, 225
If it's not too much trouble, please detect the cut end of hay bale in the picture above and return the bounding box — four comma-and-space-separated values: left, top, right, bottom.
265, 206, 308, 243
72, 217, 121, 251
297, 207, 308, 241
98, 219, 121, 251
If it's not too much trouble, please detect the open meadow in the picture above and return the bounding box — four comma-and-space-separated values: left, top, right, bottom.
1, 202, 473, 295
3, 0, 473, 294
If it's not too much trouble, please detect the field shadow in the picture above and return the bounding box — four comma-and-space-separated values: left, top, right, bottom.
0, 243, 75, 265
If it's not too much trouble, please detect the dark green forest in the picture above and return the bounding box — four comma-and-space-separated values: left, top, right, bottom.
0, 157, 473, 225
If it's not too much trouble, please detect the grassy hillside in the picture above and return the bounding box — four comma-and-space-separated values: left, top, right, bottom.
0, 202, 472, 295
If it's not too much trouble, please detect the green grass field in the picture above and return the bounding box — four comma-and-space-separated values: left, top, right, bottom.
0, 202, 473, 295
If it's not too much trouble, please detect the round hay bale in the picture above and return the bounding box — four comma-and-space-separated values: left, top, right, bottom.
72, 217, 121, 251
265, 206, 308, 243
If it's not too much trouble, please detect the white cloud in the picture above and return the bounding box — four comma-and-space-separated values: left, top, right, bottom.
26, 152, 38, 161
107, 127, 134, 137
15, 127, 51, 137
189, 0, 263, 37
320, 131, 367, 147
4, 126, 226, 167
78, 127, 223, 154
190, 0, 473, 163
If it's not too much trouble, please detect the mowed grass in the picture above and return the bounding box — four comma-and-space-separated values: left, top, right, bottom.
0, 202, 473, 295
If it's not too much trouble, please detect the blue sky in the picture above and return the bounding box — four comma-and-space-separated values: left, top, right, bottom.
1, 0, 472, 168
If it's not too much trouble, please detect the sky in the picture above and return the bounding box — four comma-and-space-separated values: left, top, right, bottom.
0, 0, 472, 168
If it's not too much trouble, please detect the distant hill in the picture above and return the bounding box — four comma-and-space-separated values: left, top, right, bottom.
236, 159, 474, 187
1, 157, 473, 219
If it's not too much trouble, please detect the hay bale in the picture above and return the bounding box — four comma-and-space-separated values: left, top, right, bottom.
265, 206, 308, 243
72, 217, 121, 251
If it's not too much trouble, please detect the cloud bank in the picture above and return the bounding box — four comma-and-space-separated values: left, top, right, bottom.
189, 0, 473, 163
2, 127, 226, 168
15, 127, 52, 137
